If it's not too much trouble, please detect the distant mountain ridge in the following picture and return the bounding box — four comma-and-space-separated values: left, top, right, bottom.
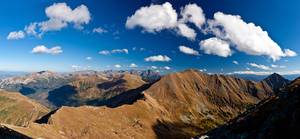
232, 73, 299, 82
0, 70, 72, 95
0, 70, 160, 93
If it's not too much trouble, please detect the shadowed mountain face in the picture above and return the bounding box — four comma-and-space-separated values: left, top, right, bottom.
261, 73, 290, 91
0, 69, 274, 139
0, 70, 160, 109
0, 90, 49, 126
47, 73, 146, 107
201, 77, 300, 139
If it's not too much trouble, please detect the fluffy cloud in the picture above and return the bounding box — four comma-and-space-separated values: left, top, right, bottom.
93, 27, 108, 34
22, 3, 91, 38
126, 3, 297, 61
114, 64, 122, 68
126, 2, 207, 40
179, 45, 199, 55
200, 37, 232, 57
7, 31, 25, 40
129, 63, 138, 68
164, 66, 171, 70
126, 2, 177, 32
111, 49, 129, 54
45, 3, 91, 29
98, 50, 110, 55
99, 49, 128, 55
233, 61, 239, 65
145, 55, 171, 62
179, 3, 205, 29
208, 12, 297, 61
176, 23, 196, 40
32, 45, 63, 55
247, 63, 271, 70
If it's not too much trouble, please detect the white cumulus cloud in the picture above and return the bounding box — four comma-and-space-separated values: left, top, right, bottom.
126, 2, 207, 40
45, 3, 91, 29
208, 12, 296, 61
179, 45, 199, 55
126, 2, 178, 32
32, 45, 63, 55
200, 37, 232, 57
7, 31, 25, 40
145, 55, 171, 62
23, 3, 91, 37
179, 3, 205, 29
176, 23, 196, 40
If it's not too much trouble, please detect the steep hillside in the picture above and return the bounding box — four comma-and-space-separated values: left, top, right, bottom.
202, 77, 300, 139
0, 90, 49, 126
0, 69, 274, 138
145, 69, 273, 136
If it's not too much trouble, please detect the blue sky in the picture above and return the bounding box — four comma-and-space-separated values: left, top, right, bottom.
0, 0, 299, 75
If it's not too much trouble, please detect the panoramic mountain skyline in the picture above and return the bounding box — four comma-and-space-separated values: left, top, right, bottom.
0, 0, 299, 76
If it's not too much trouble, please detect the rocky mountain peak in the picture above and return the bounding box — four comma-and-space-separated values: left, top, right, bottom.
262, 73, 290, 91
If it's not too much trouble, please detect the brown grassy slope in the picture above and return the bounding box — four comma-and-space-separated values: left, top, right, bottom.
1, 69, 273, 139
2, 99, 159, 139
0, 90, 49, 126
145, 69, 273, 136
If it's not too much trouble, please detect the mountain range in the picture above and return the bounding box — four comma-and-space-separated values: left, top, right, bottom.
0, 69, 297, 138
